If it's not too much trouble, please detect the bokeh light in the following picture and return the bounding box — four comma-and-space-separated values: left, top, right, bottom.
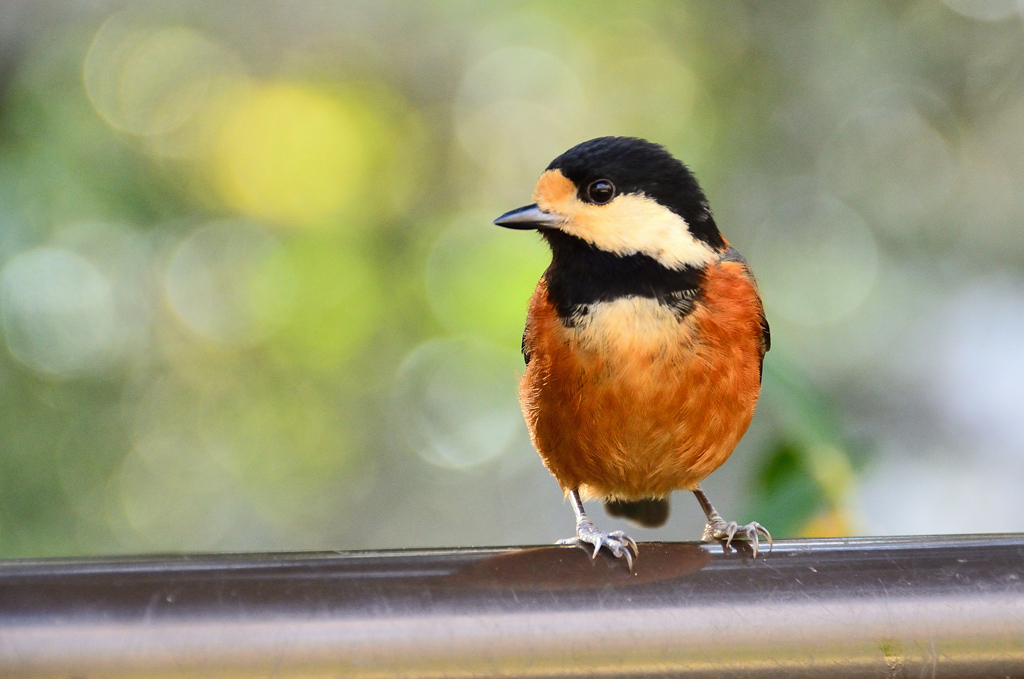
393, 337, 524, 471
164, 220, 279, 346
116, 432, 241, 549
84, 15, 242, 139
752, 179, 879, 326
0, 248, 119, 377
819, 95, 955, 237
214, 82, 371, 228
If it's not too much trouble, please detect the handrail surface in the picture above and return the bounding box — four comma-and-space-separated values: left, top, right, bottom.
1, 534, 1023, 678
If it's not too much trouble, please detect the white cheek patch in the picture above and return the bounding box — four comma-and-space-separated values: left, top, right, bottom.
559, 193, 717, 270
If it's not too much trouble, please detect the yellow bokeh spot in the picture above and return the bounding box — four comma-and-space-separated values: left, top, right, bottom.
214, 83, 369, 227
800, 509, 854, 538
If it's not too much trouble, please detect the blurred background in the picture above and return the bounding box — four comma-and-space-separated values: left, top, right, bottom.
0, 0, 1022, 557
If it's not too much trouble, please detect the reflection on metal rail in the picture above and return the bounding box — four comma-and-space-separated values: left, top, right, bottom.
1, 534, 1023, 678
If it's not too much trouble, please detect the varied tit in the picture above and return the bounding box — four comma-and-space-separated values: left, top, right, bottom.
494, 136, 771, 569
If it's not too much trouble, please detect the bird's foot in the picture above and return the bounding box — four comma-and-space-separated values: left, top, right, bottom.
702, 516, 772, 558
558, 517, 639, 570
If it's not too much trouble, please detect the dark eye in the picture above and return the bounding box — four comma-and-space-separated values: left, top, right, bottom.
585, 179, 616, 205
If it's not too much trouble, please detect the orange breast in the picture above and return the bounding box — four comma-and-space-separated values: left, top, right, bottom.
519, 260, 765, 501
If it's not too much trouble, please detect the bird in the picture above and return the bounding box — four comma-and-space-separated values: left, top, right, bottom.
493, 136, 771, 569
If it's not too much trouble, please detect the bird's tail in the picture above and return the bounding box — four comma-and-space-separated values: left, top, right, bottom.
604, 497, 670, 528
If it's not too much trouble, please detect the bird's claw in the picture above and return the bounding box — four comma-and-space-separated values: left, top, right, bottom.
702, 518, 772, 558
559, 518, 639, 570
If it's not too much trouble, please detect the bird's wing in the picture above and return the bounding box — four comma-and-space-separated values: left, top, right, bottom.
719, 247, 770, 379
522, 326, 531, 366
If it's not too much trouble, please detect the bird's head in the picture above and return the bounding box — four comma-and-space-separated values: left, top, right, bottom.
494, 137, 726, 269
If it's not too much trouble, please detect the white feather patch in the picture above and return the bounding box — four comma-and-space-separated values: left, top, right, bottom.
569, 297, 694, 355
533, 170, 717, 270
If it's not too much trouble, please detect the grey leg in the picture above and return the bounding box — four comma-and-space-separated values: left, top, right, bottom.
693, 486, 772, 557
557, 489, 639, 569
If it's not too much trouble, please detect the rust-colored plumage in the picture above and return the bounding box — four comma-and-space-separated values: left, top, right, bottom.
521, 257, 766, 502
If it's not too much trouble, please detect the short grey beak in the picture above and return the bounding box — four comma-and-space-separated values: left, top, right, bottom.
493, 204, 561, 230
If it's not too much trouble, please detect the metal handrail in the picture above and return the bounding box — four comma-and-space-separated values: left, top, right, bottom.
1, 534, 1023, 677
